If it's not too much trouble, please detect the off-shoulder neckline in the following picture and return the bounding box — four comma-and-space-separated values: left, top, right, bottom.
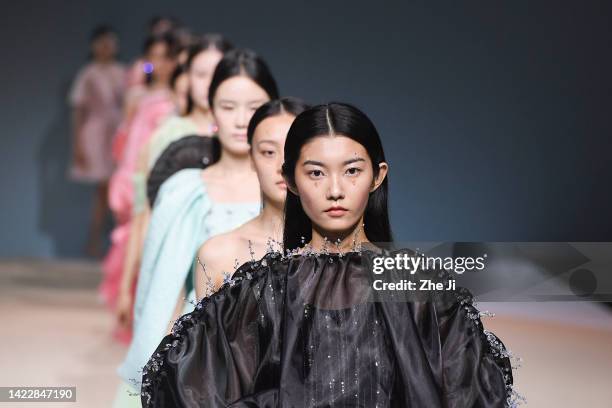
248, 246, 412, 264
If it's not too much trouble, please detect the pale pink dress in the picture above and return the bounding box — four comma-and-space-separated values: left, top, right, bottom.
101, 89, 176, 344
125, 57, 147, 88
68, 62, 126, 182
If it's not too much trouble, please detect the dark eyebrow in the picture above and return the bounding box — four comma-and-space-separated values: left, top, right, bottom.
302, 157, 366, 167
256, 139, 279, 145
344, 157, 366, 165
302, 160, 324, 166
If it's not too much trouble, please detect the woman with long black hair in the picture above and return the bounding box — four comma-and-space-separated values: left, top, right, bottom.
140, 102, 519, 407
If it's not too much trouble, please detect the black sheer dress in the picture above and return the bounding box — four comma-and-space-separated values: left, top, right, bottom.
140, 247, 520, 407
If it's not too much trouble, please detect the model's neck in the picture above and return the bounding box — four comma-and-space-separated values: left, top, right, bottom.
308, 216, 368, 253
254, 199, 284, 242
215, 148, 252, 175
188, 107, 214, 134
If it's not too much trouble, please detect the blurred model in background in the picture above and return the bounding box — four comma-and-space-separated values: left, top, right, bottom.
68, 25, 126, 257
124, 16, 179, 90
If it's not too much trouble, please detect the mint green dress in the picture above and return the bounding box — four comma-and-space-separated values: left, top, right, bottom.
118, 168, 260, 392
131, 115, 200, 215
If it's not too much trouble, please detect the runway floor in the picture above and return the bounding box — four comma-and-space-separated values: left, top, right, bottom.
0, 259, 611, 407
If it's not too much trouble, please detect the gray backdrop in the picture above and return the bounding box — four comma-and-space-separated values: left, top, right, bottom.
1, 0, 611, 257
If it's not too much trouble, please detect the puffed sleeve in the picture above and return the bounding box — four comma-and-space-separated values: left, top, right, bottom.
435, 283, 516, 407
373, 250, 521, 407
140, 252, 285, 408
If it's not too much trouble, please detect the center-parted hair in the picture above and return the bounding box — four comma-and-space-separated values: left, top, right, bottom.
184, 34, 234, 114
246, 97, 311, 145
281, 102, 392, 251
207, 49, 279, 108
141, 31, 180, 85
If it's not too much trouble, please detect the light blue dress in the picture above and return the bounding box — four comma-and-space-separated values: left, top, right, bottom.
117, 168, 260, 391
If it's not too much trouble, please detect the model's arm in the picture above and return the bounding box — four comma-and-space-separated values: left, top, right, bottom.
195, 237, 238, 300
116, 147, 151, 328
115, 209, 150, 328
434, 281, 516, 405
69, 66, 89, 170
166, 285, 186, 335
71, 106, 87, 165
71, 104, 86, 138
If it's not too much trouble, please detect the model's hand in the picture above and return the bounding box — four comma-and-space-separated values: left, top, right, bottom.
116, 290, 133, 329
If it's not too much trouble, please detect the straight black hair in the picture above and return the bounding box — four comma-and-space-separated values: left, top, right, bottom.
192, 33, 234, 55
147, 135, 220, 206
207, 48, 279, 108
87, 25, 117, 61
247, 97, 311, 145
142, 31, 180, 57
142, 31, 180, 85
147, 16, 178, 35
90, 25, 116, 43
281, 102, 393, 251
184, 34, 234, 114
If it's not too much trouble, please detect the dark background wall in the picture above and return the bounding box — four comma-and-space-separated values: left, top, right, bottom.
1, 0, 611, 258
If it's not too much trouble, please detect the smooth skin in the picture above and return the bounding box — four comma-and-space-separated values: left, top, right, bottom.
286, 134, 388, 253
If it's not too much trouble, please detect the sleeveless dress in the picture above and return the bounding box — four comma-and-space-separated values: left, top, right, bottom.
117, 168, 260, 392
140, 247, 522, 407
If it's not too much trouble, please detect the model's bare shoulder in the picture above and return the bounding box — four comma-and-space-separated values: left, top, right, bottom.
195, 235, 234, 296
199, 233, 237, 264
